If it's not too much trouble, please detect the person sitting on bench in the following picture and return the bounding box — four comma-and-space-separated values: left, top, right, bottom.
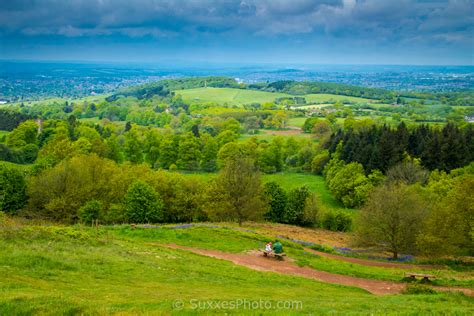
273, 240, 283, 254
265, 242, 273, 253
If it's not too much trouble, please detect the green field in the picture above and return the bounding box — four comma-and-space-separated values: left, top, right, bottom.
181, 172, 346, 211
287, 117, 308, 127
239, 131, 311, 142
5, 94, 109, 108
176, 88, 380, 106
1, 221, 472, 315
303, 94, 376, 104
263, 173, 343, 209
176, 87, 292, 105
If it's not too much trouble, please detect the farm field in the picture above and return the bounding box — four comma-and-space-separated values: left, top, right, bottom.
1, 219, 472, 315
304, 94, 376, 104
239, 130, 312, 142
175, 87, 380, 106
176, 87, 292, 105
287, 117, 307, 127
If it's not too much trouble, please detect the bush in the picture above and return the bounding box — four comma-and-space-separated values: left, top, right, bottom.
125, 180, 164, 223
321, 210, 352, 232
103, 204, 127, 224
311, 150, 330, 175
284, 186, 310, 225
78, 200, 102, 224
302, 193, 321, 226
0, 164, 27, 214
264, 182, 287, 222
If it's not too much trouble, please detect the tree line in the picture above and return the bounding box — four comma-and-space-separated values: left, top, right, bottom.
0, 117, 316, 174
325, 122, 474, 173
0, 154, 346, 231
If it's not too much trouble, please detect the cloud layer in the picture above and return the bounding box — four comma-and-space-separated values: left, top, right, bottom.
1, 0, 473, 64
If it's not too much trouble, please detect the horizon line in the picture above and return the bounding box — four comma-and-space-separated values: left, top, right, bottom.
1, 58, 473, 68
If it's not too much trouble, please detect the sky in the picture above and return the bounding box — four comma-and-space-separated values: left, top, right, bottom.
0, 0, 473, 65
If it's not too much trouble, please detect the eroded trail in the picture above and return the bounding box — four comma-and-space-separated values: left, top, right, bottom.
162, 244, 473, 297
163, 244, 404, 295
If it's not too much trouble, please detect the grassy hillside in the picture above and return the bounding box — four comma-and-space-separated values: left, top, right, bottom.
1, 220, 472, 315
176, 87, 293, 105
304, 93, 376, 104
181, 172, 343, 211
177, 88, 380, 106
262, 173, 343, 210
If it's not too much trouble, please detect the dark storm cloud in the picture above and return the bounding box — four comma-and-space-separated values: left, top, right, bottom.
0, 0, 472, 64
2, 0, 470, 40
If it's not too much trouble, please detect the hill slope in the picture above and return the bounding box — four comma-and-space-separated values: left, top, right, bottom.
1, 219, 472, 314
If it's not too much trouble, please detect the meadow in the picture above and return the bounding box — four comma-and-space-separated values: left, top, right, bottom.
1, 219, 472, 315
176, 87, 292, 105
304, 94, 375, 104
176, 87, 380, 107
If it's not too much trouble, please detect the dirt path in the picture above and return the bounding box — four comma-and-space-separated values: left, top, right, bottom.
303, 248, 440, 270
140, 223, 442, 270
162, 244, 473, 297
164, 244, 404, 295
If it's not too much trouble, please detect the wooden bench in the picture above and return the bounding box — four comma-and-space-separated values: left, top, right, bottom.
260, 250, 287, 260
405, 273, 435, 281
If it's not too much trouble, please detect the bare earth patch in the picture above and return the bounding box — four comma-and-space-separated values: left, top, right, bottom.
243, 222, 351, 248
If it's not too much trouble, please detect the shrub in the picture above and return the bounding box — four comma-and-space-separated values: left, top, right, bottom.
0, 164, 27, 214
321, 210, 352, 232
302, 193, 321, 227
78, 200, 102, 224
311, 150, 330, 175
169, 163, 178, 172
103, 204, 127, 224
264, 181, 287, 222
284, 186, 310, 225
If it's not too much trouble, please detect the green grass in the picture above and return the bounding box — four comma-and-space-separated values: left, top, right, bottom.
0, 223, 472, 314
287, 117, 307, 127
181, 172, 344, 211
263, 173, 343, 210
176, 87, 292, 105
176, 88, 379, 106
239, 131, 311, 142
180, 172, 339, 206
304, 94, 376, 104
